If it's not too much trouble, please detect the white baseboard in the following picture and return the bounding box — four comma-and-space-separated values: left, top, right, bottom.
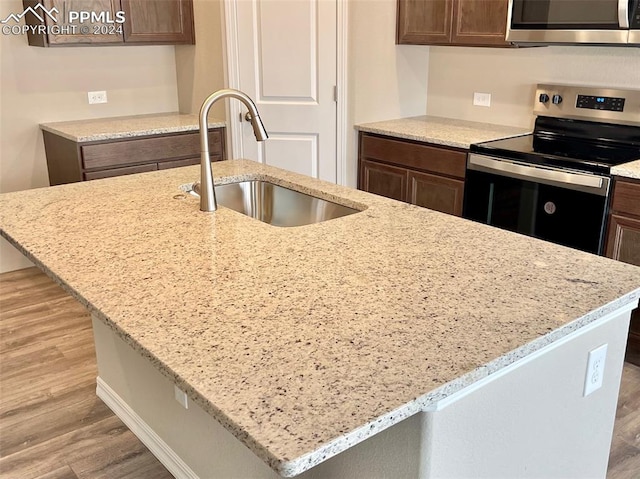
96, 377, 200, 479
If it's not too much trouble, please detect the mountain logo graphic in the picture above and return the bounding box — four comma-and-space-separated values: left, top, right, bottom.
1, 3, 59, 24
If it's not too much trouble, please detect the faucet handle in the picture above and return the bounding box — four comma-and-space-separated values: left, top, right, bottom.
244, 111, 254, 122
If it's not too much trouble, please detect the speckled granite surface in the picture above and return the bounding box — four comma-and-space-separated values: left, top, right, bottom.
40, 112, 226, 142
612, 159, 640, 180
1, 160, 639, 477
355, 115, 531, 149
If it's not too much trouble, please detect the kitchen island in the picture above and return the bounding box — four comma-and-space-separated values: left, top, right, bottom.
1, 160, 639, 478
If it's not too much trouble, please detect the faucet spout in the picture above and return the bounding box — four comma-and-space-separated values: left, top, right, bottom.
199, 89, 268, 212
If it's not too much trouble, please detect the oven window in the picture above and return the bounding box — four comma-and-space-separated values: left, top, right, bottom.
463, 170, 608, 254
511, 0, 621, 29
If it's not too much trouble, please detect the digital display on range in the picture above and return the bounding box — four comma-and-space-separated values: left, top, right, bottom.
576, 95, 625, 112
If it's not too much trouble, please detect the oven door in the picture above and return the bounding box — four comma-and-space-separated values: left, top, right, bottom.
462, 154, 611, 254
507, 0, 636, 44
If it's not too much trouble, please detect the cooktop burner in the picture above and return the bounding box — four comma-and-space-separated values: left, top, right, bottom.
471, 116, 640, 175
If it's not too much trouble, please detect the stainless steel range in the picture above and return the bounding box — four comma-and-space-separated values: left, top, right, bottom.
463, 84, 640, 255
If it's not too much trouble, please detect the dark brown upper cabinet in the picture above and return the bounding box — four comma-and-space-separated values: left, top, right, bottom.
121, 0, 194, 44
22, 0, 194, 46
397, 0, 512, 47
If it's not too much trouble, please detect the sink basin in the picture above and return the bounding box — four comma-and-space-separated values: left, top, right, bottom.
183, 180, 360, 227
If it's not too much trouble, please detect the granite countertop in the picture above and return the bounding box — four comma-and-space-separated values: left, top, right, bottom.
1, 160, 639, 477
612, 159, 640, 180
39, 112, 226, 142
355, 115, 531, 149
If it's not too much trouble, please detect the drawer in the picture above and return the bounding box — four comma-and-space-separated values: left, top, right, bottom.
611, 179, 640, 217
157, 154, 224, 170
360, 134, 467, 179
83, 163, 158, 181
81, 130, 223, 170
158, 157, 200, 170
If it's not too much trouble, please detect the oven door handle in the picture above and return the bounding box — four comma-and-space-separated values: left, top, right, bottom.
619, 0, 630, 28
467, 154, 610, 196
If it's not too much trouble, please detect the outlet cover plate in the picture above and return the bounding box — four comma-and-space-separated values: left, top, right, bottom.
88, 91, 108, 104
584, 343, 607, 397
473, 92, 491, 107
174, 385, 189, 409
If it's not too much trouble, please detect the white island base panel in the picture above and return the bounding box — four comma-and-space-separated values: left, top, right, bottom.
92, 305, 633, 479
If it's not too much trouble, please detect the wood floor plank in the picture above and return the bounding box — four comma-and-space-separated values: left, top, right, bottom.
0, 267, 173, 479
0, 384, 113, 457
71, 437, 175, 479
0, 415, 147, 477
32, 465, 79, 479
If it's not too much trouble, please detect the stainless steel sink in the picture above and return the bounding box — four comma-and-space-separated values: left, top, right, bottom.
183, 180, 360, 227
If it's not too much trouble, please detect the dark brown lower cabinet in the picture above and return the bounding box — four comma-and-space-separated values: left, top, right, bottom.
358, 132, 466, 216
360, 159, 408, 203
605, 177, 640, 365
408, 170, 464, 216
43, 127, 225, 186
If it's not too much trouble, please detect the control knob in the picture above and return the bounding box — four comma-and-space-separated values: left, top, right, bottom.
552, 94, 563, 105
539, 93, 550, 104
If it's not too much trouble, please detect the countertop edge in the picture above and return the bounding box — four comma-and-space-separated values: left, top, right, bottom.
611, 159, 640, 181
38, 114, 226, 143
355, 124, 472, 149
273, 289, 640, 477
354, 115, 532, 151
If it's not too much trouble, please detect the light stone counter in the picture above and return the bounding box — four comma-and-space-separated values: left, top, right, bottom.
39, 112, 226, 142
355, 115, 531, 149
1, 160, 639, 477
612, 159, 640, 180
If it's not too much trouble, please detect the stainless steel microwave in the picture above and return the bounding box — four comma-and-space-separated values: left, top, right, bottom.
506, 0, 640, 45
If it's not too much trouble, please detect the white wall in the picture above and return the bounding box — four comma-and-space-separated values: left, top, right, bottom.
175, 0, 226, 118
427, 45, 640, 129
347, 0, 429, 187
0, 0, 179, 273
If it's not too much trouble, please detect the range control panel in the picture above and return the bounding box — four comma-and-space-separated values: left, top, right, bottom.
576, 95, 625, 112
534, 84, 640, 126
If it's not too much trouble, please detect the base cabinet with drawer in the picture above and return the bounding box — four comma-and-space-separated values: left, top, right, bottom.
42, 128, 225, 185
358, 132, 466, 216
605, 177, 640, 365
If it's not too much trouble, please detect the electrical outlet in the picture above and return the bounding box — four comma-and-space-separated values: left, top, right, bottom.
88, 90, 108, 104
174, 385, 189, 409
584, 344, 607, 397
473, 92, 491, 107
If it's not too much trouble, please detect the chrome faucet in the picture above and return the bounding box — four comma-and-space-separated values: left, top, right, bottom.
198, 89, 268, 212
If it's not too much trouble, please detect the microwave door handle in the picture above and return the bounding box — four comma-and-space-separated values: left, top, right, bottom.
467, 154, 609, 196
619, 0, 630, 28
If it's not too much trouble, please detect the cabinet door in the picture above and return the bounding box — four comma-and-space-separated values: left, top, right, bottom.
605, 214, 640, 266
360, 159, 408, 202
24, 0, 123, 45
121, 0, 194, 44
397, 0, 452, 45
408, 170, 464, 216
451, 0, 510, 46
605, 213, 640, 364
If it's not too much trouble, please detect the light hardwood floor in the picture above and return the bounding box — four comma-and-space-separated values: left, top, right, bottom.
1, 267, 639, 478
